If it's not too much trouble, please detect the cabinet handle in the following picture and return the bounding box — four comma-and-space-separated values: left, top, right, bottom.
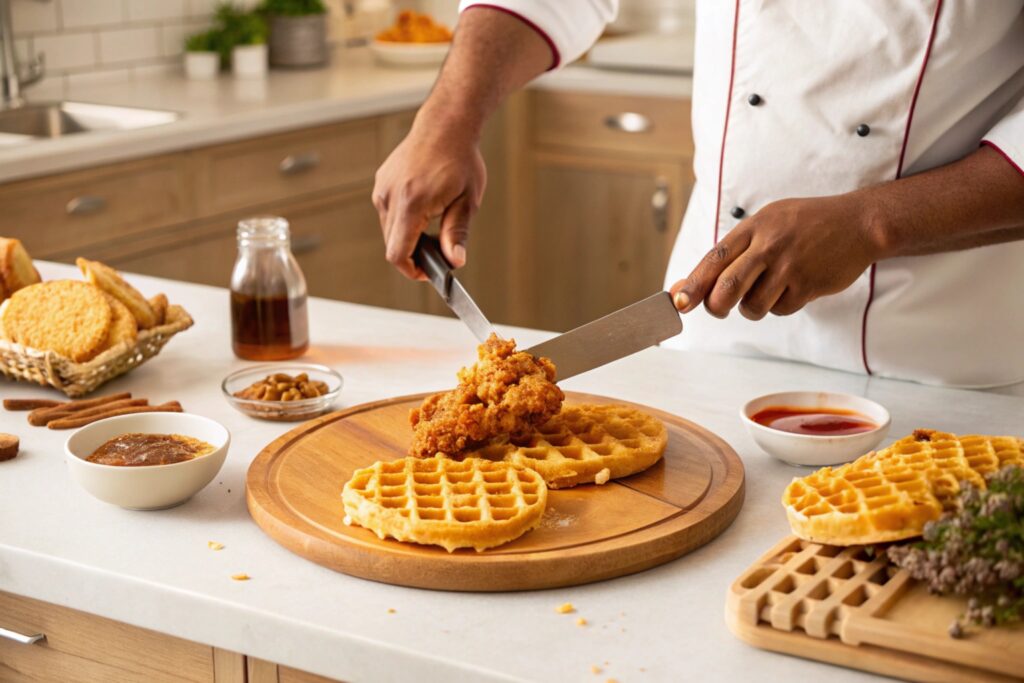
291, 234, 322, 254
604, 112, 653, 134
0, 626, 45, 645
66, 195, 106, 216
651, 178, 670, 233
279, 152, 320, 175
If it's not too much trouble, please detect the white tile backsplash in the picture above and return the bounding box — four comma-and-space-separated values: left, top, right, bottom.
61, 0, 124, 29
8, 0, 218, 99
10, 0, 59, 36
98, 25, 160, 64
126, 0, 186, 22
33, 31, 95, 70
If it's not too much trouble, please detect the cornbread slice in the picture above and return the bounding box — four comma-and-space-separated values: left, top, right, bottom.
77, 257, 157, 329
0, 238, 40, 299
100, 293, 138, 351
3, 281, 112, 362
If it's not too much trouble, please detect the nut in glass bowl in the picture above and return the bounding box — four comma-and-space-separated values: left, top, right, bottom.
222, 363, 342, 421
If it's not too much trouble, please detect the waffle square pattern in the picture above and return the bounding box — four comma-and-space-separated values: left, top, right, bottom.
466, 404, 668, 489
783, 429, 1024, 545
342, 457, 548, 552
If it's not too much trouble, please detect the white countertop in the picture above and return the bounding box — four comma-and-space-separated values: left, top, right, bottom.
2, 263, 1023, 682
0, 49, 692, 184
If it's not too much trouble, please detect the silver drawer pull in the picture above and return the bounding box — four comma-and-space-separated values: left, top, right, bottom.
0, 625, 45, 645
279, 152, 320, 175
66, 195, 107, 216
651, 178, 669, 233
291, 234, 322, 254
604, 112, 653, 133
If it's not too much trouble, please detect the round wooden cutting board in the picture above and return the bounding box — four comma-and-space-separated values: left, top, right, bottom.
246, 392, 745, 591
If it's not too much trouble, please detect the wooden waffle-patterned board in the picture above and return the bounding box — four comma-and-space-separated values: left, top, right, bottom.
246, 392, 745, 591
727, 536, 1024, 682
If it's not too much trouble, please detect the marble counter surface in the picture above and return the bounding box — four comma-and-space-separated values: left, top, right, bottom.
0, 49, 692, 184
1, 262, 1021, 682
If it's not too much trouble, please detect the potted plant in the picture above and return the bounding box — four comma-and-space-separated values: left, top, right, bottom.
217, 4, 269, 79
183, 30, 220, 80
259, 0, 329, 68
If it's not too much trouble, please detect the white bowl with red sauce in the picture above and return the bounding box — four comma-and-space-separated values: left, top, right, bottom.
64, 413, 230, 510
740, 391, 890, 467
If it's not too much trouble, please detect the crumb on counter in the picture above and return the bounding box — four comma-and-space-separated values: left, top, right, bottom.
595, 468, 611, 485
555, 602, 575, 614
208, 541, 225, 550
591, 665, 602, 674
231, 573, 250, 581
387, 608, 396, 614
576, 617, 587, 627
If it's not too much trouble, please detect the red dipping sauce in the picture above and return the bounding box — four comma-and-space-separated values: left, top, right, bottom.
750, 405, 877, 436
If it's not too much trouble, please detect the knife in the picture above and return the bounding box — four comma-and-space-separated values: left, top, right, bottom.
525, 292, 683, 381
413, 234, 496, 343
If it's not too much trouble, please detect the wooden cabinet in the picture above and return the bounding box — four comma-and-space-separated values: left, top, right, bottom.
0, 89, 692, 332
0, 591, 244, 683
513, 90, 694, 331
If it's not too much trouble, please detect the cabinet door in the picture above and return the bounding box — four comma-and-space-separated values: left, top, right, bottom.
526, 153, 689, 331
105, 189, 427, 312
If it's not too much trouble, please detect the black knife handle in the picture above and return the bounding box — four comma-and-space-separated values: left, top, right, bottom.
413, 234, 452, 301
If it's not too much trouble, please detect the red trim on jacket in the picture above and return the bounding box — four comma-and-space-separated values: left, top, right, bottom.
713, 0, 742, 245
464, 4, 561, 70
981, 140, 1024, 179
860, 0, 944, 376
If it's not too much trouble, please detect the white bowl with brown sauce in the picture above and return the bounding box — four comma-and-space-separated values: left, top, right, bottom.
65, 413, 230, 510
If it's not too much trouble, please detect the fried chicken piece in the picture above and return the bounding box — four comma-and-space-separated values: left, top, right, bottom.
409, 334, 564, 457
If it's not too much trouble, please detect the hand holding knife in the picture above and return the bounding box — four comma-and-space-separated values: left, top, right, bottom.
413, 233, 683, 380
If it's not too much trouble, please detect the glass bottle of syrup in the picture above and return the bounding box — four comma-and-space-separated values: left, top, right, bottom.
230, 216, 309, 360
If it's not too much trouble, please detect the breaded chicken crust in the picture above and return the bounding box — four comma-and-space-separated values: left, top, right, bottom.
409, 334, 564, 457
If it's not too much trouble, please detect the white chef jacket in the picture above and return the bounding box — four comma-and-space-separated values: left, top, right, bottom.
460, 0, 1024, 388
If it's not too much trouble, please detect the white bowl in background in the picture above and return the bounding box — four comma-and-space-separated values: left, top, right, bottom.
740, 391, 890, 467
65, 413, 230, 510
370, 40, 449, 67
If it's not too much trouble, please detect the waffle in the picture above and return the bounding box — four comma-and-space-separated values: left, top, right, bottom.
783, 429, 1024, 545
466, 403, 668, 489
342, 457, 547, 552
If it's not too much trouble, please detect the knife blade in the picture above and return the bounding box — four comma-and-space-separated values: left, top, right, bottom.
413, 234, 496, 343
525, 292, 682, 381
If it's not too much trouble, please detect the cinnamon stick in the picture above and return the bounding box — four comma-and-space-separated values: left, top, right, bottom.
28, 392, 131, 426
47, 401, 183, 430
4, 398, 63, 411
46, 398, 149, 422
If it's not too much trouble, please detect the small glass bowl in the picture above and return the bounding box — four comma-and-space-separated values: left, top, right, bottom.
222, 363, 343, 422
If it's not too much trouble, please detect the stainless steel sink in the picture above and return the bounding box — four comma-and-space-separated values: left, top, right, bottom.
0, 101, 179, 145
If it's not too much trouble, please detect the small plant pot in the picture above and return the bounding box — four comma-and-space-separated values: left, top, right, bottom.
184, 51, 219, 80
269, 14, 328, 68
232, 44, 268, 79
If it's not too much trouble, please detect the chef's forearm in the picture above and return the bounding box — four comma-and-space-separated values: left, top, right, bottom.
412, 8, 552, 141
862, 146, 1024, 259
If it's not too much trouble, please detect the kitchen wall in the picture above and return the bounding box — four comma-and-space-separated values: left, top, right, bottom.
9, 0, 260, 99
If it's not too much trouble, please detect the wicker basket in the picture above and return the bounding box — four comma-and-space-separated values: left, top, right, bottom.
0, 304, 193, 397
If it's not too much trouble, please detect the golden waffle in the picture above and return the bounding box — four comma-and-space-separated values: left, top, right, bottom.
342, 457, 547, 552
783, 429, 1024, 545
467, 403, 667, 489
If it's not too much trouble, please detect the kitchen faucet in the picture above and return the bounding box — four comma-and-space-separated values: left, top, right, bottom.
0, 0, 45, 108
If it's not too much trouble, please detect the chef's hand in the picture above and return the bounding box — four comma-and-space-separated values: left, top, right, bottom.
669, 194, 882, 320
373, 121, 486, 280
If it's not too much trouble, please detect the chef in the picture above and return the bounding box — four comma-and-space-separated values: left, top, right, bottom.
373, 1, 1024, 388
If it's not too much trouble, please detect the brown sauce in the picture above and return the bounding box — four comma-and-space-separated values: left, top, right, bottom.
230, 292, 309, 361
86, 433, 215, 467
751, 405, 877, 436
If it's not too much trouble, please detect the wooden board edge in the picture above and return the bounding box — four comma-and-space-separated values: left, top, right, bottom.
724, 609, 1015, 683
